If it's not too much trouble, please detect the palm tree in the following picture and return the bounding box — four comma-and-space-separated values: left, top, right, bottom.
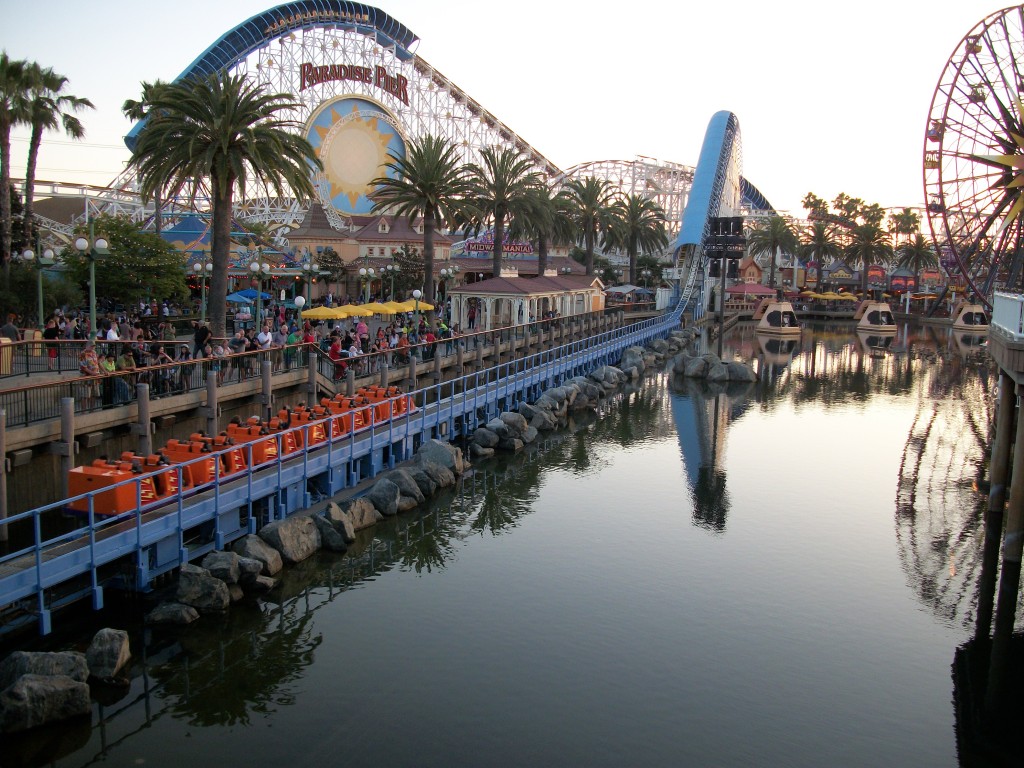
798, 221, 842, 290
896, 233, 938, 292
510, 184, 574, 276
465, 146, 541, 278
846, 222, 894, 295
127, 71, 321, 338
122, 80, 168, 234
22, 64, 92, 247
747, 215, 797, 289
370, 134, 474, 309
887, 207, 920, 249
0, 52, 31, 284
609, 193, 668, 284
563, 176, 616, 276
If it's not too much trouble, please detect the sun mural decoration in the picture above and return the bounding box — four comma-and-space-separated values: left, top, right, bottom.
306, 96, 406, 217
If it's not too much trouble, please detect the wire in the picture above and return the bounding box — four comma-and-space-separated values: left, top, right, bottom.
10, 137, 127, 150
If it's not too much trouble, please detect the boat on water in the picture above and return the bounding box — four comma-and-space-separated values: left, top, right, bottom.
857, 330, 894, 358
951, 329, 988, 356
950, 301, 989, 332
751, 297, 801, 336
853, 301, 897, 334
756, 333, 799, 366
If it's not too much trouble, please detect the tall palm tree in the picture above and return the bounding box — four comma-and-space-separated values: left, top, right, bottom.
609, 192, 668, 284
896, 233, 938, 292
0, 52, 31, 284
510, 184, 574, 276
887, 207, 920, 249
747, 215, 797, 289
127, 71, 321, 338
798, 220, 842, 290
465, 146, 541, 278
563, 176, 616, 276
122, 80, 168, 234
22, 64, 92, 246
846, 222, 894, 295
370, 134, 474, 309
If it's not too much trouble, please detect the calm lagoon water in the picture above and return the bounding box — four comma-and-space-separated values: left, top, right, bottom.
4, 321, 1015, 768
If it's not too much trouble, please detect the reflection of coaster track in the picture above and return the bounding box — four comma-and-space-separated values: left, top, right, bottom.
894, 378, 992, 628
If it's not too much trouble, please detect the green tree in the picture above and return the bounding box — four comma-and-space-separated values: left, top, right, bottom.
370, 134, 474, 311
0, 52, 31, 284
315, 246, 346, 300
127, 71, 321, 338
122, 80, 169, 235
845, 222, 894, 294
747, 216, 797, 289
22, 64, 92, 247
465, 146, 541, 279
61, 214, 188, 306
887, 207, 920, 247
564, 176, 616, 276
510, 184, 574, 276
896, 232, 938, 291
802, 192, 829, 219
608, 192, 668, 284
798, 221, 842, 289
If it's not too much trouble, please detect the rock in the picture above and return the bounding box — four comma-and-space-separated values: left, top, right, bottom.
416, 439, 466, 474
200, 551, 241, 584
650, 338, 669, 354
531, 411, 557, 431
176, 563, 231, 613
85, 628, 131, 680
250, 575, 277, 592
497, 437, 525, 452
469, 444, 495, 459
409, 467, 438, 498
383, 468, 426, 505
259, 516, 321, 565
0, 652, 88, 691
237, 556, 263, 584
499, 411, 529, 435
707, 362, 730, 382
228, 584, 245, 602
726, 361, 757, 382
313, 513, 349, 552
366, 478, 401, 516
145, 602, 199, 626
517, 403, 542, 422
683, 356, 708, 378
522, 425, 539, 444
345, 498, 383, 530
619, 347, 646, 375
230, 535, 283, 576
472, 427, 500, 448
0, 674, 91, 733
417, 459, 456, 489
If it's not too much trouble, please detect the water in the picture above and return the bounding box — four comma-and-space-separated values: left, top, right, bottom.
3, 322, 1014, 767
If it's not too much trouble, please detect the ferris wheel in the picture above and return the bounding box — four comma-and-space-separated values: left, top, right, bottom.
924, 5, 1024, 306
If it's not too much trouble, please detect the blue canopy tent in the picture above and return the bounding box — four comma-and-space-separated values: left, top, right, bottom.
236, 288, 271, 301
225, 292, 254, 304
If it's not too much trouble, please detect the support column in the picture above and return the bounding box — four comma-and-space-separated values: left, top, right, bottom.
986, 379, 1024, 712
261, 360, 273, 422
433, 348, 442, 384
408, 355, 418, 390
133, 384, 153, 456
0, 409, 6, 542
346, 368, 356, 397
307, 348, 318, 401
976, 372, 1015, 640
379, 358, 389, 388
58, 398, 75, 500
456, 344, 465, 377
204, 372, 219, 435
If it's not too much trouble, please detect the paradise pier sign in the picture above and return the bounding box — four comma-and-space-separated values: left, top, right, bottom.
300, 62, 410, 105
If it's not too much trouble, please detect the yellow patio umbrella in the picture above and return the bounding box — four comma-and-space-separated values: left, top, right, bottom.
359, 302, 396, 316
336, 304, 365, 317
395, 298, 435, 312
301, 305, 350, 320
819, 292, 843, 300
838, 293, 859, 301
377, 301, 406, 315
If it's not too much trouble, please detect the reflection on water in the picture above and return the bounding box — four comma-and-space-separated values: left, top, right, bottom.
5, 321, 1020, 768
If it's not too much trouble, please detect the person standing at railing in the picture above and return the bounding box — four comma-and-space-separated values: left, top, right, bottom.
1, 313, 19, 341
43, 318, 60, 370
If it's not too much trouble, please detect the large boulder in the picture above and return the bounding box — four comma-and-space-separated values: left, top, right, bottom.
312, 514, 349, 552
682, 356, 708, 378
366, 478, 401, 517
521, 425, 539, 444
469, 444, 495, 459
85, 628, 131, 681
230, 535, 283, 576
0, 652, 87, 691
499, 411, 529, 436
237, 556, 264, 584
726, 361, 757, 382
416, 439, 466, 475
259, 516, 321, 565
200, 551, 242, 584
146, 602, 200, 626
0, 674, 91, 733
324, 502, 357, 542
497, 437, 525, 452
383, 468, 427, 506
416, 459, 456, 489
176, 563, 230, 613
707, 362, 730, 382
472, 427, 499, 448
343, 498, 383, 531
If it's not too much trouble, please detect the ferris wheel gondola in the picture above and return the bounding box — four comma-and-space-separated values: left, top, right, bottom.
924, 5, 1024, 307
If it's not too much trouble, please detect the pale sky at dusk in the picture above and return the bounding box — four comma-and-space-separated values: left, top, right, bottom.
1, 0, 1002, 217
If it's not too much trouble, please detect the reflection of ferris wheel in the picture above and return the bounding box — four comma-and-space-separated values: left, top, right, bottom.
924, 5, 1024, 307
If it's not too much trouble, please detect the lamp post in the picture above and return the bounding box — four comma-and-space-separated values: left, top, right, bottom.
707, 216, 746, 359
301, 257, 319, 304
249, 257, 271, 327
358, 266, 376, 303
384, 262, 399, 299
190, 255, 214, 324
641, 269, 652, 288
439, 264, 459, 319
294, 294, 305, 322
74, 226, 109, 340
19, 239, 55, 329
412, 288, 422, 330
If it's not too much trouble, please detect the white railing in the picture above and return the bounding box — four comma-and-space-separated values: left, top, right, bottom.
992, 291, 1024, 340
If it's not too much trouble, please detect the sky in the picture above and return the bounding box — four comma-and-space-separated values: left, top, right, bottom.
0, 0, 1004, 218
